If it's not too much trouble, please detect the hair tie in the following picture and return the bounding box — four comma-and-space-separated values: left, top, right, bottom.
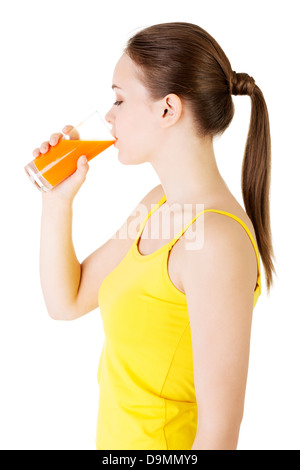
230, 71, 255, 96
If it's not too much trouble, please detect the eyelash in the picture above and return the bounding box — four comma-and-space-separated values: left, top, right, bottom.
114, 101, 123, 106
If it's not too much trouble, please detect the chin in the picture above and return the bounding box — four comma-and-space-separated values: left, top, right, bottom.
118, 151, 146, 166
118, 151, 131, 165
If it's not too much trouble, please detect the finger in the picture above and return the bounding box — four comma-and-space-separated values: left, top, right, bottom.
40, 141, 50, 154
62, 125, 80, 140
69, 156, 89, 189
62, 125, 73, 133
32, 148, 41, 157
77, 155, 88, 168
49, 133, 63, 146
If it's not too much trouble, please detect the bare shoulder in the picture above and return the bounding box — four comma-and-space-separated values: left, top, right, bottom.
103, 182, 165, 246
144, 183, 165, 208
126, 183, 165, 236
181, 207, 258, 295
137, 184, 165, 219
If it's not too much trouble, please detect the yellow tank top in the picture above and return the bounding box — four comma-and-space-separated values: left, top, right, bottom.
96, 194, 262, 450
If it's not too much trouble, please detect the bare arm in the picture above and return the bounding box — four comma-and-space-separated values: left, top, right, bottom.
39, 196, 81, 320
181, 213, 258, 450
33, 125, 90, 320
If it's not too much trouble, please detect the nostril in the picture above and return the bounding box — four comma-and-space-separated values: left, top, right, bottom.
105, 109, 114, 124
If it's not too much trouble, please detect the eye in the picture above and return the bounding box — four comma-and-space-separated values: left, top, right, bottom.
114, 100, 123, 106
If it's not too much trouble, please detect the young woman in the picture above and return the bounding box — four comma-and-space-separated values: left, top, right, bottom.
35, 22, 276, 450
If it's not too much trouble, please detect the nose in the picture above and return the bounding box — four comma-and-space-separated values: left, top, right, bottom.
105, 106, 114, 125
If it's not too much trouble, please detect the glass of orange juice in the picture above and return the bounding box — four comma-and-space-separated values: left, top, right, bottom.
24, 110, 115, 192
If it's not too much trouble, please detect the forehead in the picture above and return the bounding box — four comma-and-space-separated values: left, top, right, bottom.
112, 53, 147, 96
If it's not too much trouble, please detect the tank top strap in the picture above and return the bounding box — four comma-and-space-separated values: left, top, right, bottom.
136, 193, 167, 241
168, 208, 261, 280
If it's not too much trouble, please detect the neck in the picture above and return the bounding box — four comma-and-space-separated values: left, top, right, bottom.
150, 130, 229, 207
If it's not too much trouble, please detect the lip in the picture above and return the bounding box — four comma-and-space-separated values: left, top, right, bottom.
110, 131, 117, 143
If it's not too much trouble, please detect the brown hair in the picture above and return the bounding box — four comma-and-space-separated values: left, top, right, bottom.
125, 22, 276, 294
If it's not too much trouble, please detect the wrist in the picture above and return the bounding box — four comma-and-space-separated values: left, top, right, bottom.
41, 191, 73, 210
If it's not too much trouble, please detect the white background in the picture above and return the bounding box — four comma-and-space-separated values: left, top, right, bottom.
0, 0, 299, 450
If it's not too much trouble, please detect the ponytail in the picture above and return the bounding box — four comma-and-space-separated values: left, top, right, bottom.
231, 72, 276, 293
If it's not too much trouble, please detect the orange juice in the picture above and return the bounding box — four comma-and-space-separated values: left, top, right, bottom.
33, 139, 115, 187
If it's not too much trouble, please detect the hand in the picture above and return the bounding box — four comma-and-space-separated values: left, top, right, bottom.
32, 125, 89, 203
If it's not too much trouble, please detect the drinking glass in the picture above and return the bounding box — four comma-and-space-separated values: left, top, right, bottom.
24, 110, 115, 192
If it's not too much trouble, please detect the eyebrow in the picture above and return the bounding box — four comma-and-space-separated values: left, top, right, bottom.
112, 84, 122, 90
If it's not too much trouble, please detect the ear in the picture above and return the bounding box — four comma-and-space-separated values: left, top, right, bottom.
160, 94, 183, 128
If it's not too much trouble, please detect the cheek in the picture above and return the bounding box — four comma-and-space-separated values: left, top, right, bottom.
117, 107, 159, 160
125, 126, 156, 161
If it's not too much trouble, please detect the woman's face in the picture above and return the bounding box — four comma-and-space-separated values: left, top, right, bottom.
105, 53, 162, 165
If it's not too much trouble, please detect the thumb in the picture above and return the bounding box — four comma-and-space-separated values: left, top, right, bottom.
73, 155, 89, 182
78, 155, 89, 167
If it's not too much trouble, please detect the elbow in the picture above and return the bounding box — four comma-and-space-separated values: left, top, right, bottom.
47, 308, 80, 321
192, 425, 241, 450
193, 414, 244, 450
